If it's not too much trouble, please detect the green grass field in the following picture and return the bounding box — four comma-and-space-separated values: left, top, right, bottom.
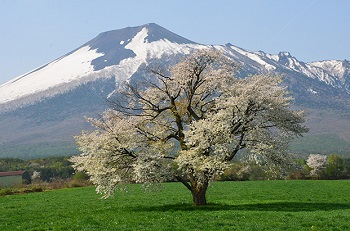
1, 180, 350, 230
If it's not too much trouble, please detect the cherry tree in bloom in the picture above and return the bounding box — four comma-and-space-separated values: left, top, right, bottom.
307, 154, 328, 178
70, 50, 308, 206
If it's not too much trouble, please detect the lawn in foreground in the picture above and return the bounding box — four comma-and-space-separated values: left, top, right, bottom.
1, 180, 350, 230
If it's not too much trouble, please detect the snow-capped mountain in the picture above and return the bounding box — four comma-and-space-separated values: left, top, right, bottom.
1, 23, 349, 111
1, 23, 350, 158
0, 23, 204, 112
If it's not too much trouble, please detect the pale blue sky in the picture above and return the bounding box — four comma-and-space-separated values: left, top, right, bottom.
0, 0, 349, 84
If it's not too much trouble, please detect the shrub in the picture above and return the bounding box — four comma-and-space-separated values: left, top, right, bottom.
72, 171, 89, 181
0, 188, 14, 196
287, 170, 308, 180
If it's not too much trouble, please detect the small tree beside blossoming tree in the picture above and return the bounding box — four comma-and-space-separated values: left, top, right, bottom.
70, 50, 308, 206
307, 154, 328, 179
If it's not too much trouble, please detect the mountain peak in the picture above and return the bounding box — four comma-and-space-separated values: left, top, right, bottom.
86, 23, 194, 49
279, 51, 292, 57
81, 23, 196, 71
140, 23, 196, 44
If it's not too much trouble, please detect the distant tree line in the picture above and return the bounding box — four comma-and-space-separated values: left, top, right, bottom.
1, 153, 349, 185
218, 154, 350, 181
0, 157, 75, 182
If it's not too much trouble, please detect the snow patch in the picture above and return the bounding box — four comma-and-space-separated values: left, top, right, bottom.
229, 45, 276, 71
121, 28, 205, 80
280, 52, 291, 57
264, 53, 280, 62
306, 60, 347, 88
308, 60, 345, 80
308, 88, 318, 95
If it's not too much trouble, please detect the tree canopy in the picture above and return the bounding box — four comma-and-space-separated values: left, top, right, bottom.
70, 50, 308, 205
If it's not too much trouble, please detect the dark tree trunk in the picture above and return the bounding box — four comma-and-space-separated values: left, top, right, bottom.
176, 175, 209, 206
191, 189, 207, 206
190, 179, 209, 206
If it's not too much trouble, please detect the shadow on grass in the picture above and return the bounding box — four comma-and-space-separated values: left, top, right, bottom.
131, 202, 350, 212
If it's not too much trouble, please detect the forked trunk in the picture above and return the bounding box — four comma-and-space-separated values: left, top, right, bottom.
176, 175, 210, 206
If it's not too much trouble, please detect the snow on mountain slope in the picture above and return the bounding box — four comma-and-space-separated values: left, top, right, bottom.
118, 27, 204, 80
225, 45, 276, 71
309, 60, 346, 79
306, 60, 350, 92
0, 46, 104, 104
231, 48, 350, 93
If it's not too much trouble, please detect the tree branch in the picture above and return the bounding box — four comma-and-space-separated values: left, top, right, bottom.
175, 176, 192, 191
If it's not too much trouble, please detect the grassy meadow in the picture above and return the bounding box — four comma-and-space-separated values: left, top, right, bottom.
1, 180, 350, 230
